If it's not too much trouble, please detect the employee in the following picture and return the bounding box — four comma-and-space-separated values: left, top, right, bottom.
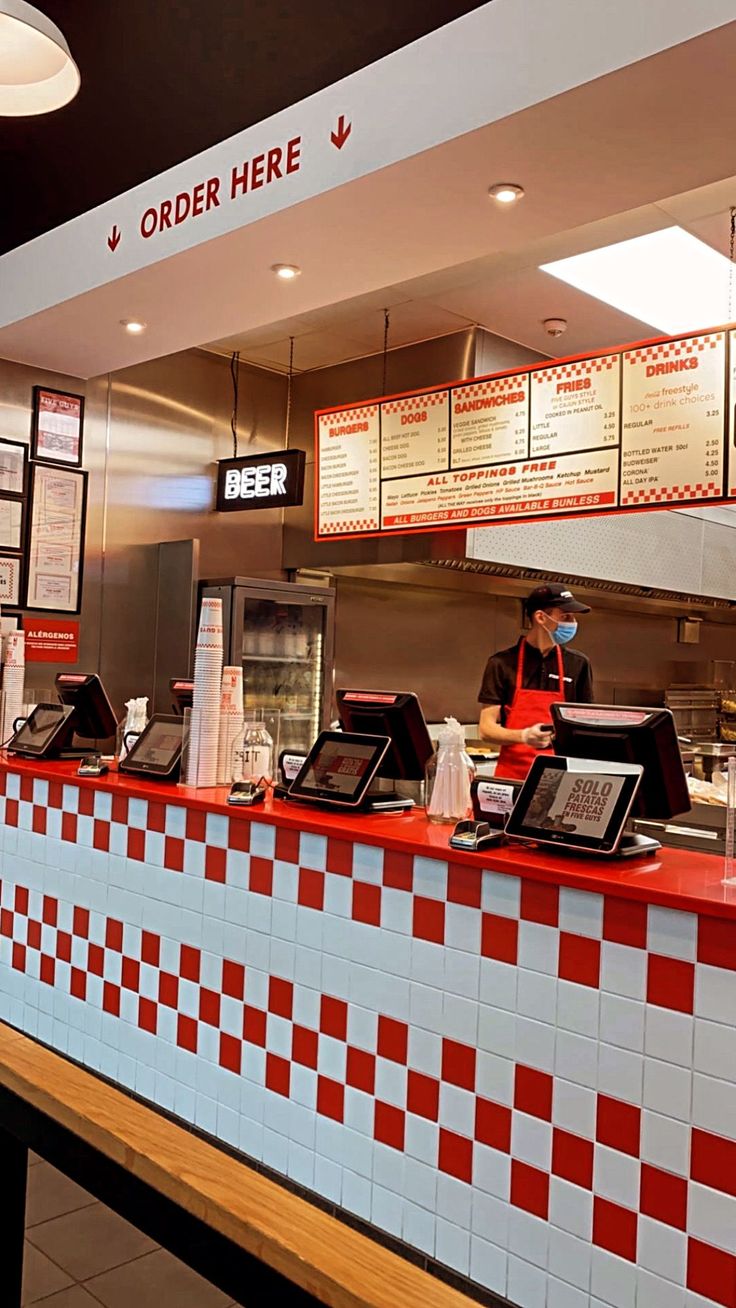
478, 584, 593, 780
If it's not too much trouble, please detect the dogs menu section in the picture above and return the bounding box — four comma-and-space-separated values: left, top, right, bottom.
315, 327, 733, 539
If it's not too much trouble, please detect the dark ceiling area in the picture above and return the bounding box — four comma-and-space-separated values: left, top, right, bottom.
0, 0, 486, 255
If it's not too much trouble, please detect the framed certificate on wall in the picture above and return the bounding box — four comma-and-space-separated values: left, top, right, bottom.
24, 464, 88, 613
0, 555, 22, 606
0, 438, 27, 496
31, 387, 85, 467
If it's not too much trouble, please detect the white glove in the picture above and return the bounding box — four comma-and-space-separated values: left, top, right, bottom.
521, 724, 553, 748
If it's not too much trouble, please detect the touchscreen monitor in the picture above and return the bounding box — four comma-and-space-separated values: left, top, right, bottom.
119, 715, 184, 779
8, 703, 76, 757
505, 756, 642, 854
288, 732, 390, 807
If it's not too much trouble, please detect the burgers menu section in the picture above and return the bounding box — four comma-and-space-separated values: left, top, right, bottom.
315, 327, 734, 539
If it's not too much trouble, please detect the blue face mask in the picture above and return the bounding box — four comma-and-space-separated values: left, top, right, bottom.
551, 620, 577, 646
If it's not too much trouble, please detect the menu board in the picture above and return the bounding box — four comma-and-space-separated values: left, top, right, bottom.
314, 326, 735, 539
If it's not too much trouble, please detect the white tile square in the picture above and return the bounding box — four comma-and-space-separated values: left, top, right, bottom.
549, 1177, 593, 1240
692, 1072, 736, 1142
479, 959, 517, 1014
598, 1043, 643, 1105
404, 1155, 437, 1210
473, 1144, 511, 1200
689, 1182, 736, 1254
413, 855, 447, 901
645, 1008, 693, 1068
641, 1109, 690, 1176
404, 1115, 439, 1167
342, 1169, 372, 1220
438, 1083, 475, 1137
547, 1278, 589, 1308
593, 1144, 640, 1209
553, 1079, 597, 1139
444, 905, 481, 956
559, 887, 604, 939
314, 1155, 342, 1204
600, 942, 646, 1001
695, 963, 736, 1025
469, 1235, 507, 1297
511, 1112, 552, 1170
508, 1206, 549, 1268
518, 920, 559, 975
250, 822, 276, 860
435, 1218, 470, 1274
694, 1017, 736, 1082
436, 1172, 472, 1228
556, 1029, 597, 1089
643, 1058, 692, 1123
590, 1247, 637, 1308
516, 1016, 555, 1074
205, 813, 228, 848
557, 980, 599, 1039
443, 945, 480, 1000
638, 1267, 686, 1308
548, 1226, 592, 1292
507, 1255, 546, 1308
517, 968, 557, 1025
599, 993, 645, 1053
638, 1215, 687, 1285
481, 870, 520, 918
471, 1187, 509, 1244
403, 1201, 436, 1257
476, 1049, 514, 1106
648, 906, 697, 961
442, 991, 478, 1046
371, 1183, 403, 1238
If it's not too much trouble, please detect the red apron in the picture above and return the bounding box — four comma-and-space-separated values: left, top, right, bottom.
495, 640, 565, 781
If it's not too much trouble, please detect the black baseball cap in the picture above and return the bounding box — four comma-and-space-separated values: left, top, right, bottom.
524, 584, 591, 617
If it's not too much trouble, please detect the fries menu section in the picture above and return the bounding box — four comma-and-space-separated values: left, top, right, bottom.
315, 328, 731, 539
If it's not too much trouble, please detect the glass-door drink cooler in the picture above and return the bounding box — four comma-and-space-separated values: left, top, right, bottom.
199, 578, 335, 757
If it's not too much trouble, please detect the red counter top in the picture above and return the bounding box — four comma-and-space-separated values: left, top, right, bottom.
2, 753, 735, 919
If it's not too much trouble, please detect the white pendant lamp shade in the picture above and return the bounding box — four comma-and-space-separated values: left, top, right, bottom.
0, 0, 79, 116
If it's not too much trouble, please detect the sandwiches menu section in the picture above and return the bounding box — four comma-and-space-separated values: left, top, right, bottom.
315, 327, 734, 539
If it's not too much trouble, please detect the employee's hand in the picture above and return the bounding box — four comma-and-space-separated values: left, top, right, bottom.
521, 724, 553, 749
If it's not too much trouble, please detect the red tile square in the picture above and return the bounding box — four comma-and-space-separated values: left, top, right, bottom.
378, 1016, 408, 1065
220, 1032, 242, 1075
185, 808, 207, 842
147, 802, 166, 833
164, 837, 185, 873
317, 1076, 345, 1122
511, 1160, 549, 1219
205, 845, 227, 883
698, 916, 736, 972
383, 849, 413, 892
179, 944, 201, 982
515, 1065, 553, 1121
327, 838, 354, 878
342, 1045, 374, 1094
199, 988, 221, 1027
480, 912, 518, 965
158, 972, 179, 1008
106, 919, 124, 952
552, 1128, 594, 1190
592, 1197, 638, 1263
298, 868, 324, 911
88, 944, 104, 977
40, 955, 55, 986
640, 1163, 687, 1231
320, 994, 348, 1041
596, 1095, 641, 1158
292, 1025, 319, 1070
243, 1006, 267, 1047
647, 954, 695, 1014
20, 776, 35, 803
374, 1101, 405, 1151
439, 1128, 473, 1183
266, 1053, 290, 1097
447, 863, 481, 909
407, 1070, 439, 1121
268, 976, 293, 1020
138, 998, 158, 1034
111, 794, 129, 825
42, 895, 58, 927
93, 821, 110, 853
48, 782, 63, 810
32, 806, 47, 836
141, 930, 160, 967
121, 957, 140, 992
687, 1238, 736, 1308
691, 1129, 736, 1199
56, 932, 72, 964
353, 881, 381, 927
11, 943, 26, 972
559, 932, 600, 988
15, 886, 28, 915
5, 799, 18, 827
249, 856, 273, 897
103, 982, 120, 1017
475, 1098, 512, 1153
73, 907, 90, 939
413, 896, 445, 945
603, 897, 648, 949
275, 825, 301, 864
520, 879, 559, 927
27, 920, 41, 951
70, 968, 86, 1001
442, 1038, 476, 1091
127, 827, 146, 862
228, 818, 250, 853
0, 909, 12, 938
78, 788, 95, 816
177, 1014, 198, 1053
222, 959, 246, 1001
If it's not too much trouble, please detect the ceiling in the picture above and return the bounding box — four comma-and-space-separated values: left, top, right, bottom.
0, 0, 484, 255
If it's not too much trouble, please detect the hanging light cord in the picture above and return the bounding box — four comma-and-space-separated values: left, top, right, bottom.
230, 350, 240, 458
285, 336, 295, 445
381, 309, 390, 394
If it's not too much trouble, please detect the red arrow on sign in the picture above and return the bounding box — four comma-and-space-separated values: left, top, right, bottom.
330, 115, 352, 149
107, 225, 121, 252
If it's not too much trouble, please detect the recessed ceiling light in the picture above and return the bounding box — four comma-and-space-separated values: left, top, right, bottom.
120, 319, 146, 335
271, 263, 301, 280
541, 227, 733, 335
0, 1, 79, 116
488, 183, 524, 204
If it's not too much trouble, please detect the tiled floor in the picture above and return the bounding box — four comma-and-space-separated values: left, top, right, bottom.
23, 1153, 243, 1307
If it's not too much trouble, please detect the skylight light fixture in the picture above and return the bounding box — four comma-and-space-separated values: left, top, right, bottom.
540, 227, 733, 335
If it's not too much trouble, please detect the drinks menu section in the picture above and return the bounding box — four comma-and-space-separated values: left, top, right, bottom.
315, 327, 734, 539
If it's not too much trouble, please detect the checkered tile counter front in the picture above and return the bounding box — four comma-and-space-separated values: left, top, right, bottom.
1, 768, 735, 1308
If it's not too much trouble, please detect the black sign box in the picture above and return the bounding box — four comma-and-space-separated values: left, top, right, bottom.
216, 449, 305, 512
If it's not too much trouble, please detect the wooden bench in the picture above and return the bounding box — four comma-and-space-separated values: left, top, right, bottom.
0, 1022, 476, 1308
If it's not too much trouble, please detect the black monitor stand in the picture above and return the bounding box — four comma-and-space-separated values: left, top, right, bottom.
362, 776, 417, 813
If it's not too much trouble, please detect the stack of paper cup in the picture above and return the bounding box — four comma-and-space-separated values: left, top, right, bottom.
2, 631, 25, 746
217, 665, 244, 785
185, 597, 224, 787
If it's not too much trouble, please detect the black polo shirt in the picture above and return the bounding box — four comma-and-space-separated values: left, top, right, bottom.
478, 638, 593, 722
